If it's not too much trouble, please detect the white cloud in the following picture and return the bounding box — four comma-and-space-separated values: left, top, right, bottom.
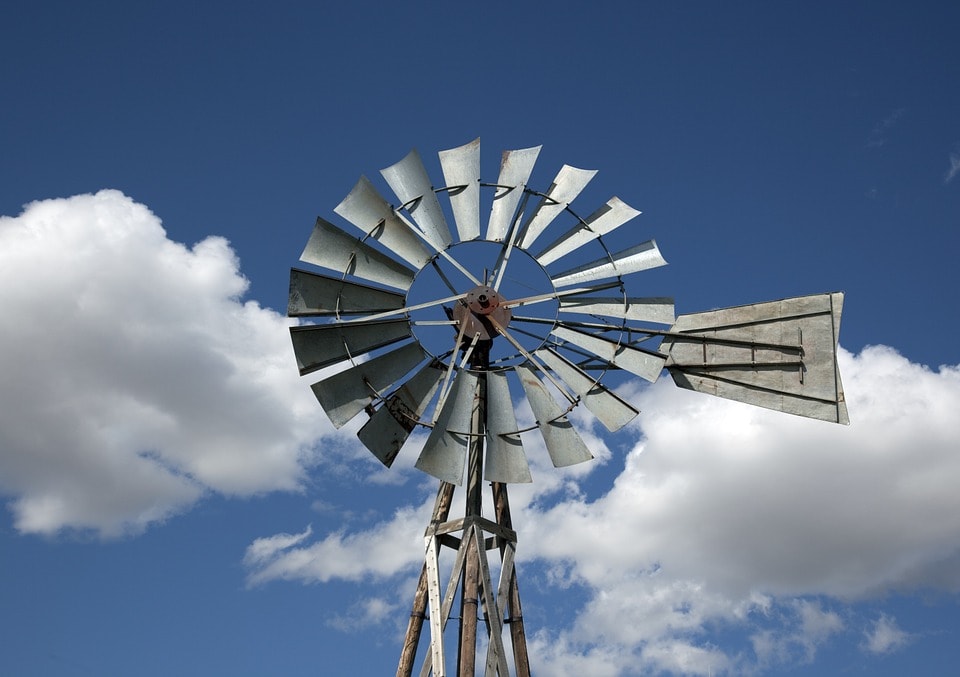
243, 344, 960, 674
866, 108, 904, 149
944, 148, 960, 184
862, 613, 911, 655
243, 501, 431, 586
0, 191, 333, 537
328, 596, 400, 632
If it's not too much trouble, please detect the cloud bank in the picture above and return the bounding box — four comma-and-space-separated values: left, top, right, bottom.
0, 191, 332, 537
244, 345, 960, 674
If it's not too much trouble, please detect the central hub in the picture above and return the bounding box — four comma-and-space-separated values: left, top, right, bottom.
453, 285, 512, 341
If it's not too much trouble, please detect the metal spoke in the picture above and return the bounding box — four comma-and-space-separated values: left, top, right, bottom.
343, 292, 467, 324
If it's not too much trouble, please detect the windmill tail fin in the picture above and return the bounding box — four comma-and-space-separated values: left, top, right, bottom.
660, 292, 849, 424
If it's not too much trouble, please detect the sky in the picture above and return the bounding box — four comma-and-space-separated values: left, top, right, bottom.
2, 2, 959, 675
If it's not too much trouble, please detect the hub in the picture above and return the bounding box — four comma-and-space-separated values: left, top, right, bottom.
452, 285, 512, 341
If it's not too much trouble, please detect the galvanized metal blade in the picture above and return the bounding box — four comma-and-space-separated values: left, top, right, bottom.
515, 364, 593, 468
289, 319, 412, 376
438, 138, 481, 242
535, 348, 639, 432
484, 371, 532, 483
300, 217, 416, 291
415, 370, 479, 484
357, 361, 444, 467
287, 268, 405, 317
661, 292, 849, 424
551, 324, 666, 382
486, 146, 541, 241
517, 165, 598, 250
380, 149, 453, 249
550, 239, 667, 288
558, 295, 675, 325
333, 175, 434, 269
310, 342, 427, 429
534, 196, 641, 266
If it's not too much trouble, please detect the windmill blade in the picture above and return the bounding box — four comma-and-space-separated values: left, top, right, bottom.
515, 364, 593, 468
311, 342, 427, 429
535, 348, 639, 432
288, 268, 405, 317
415, 370, 479, 484
484, 371, 532, 483
558, 295, 675, 325
381, 149, 453, 249
289, 319, 412, 376
550, 239, 667, 288
301, 217, 416, 291
439, 138, 481, 242
534, 196, 641, 266
333, 175, 434, 268
486, 145, 542, 241
551, 324, 666, 382
357, 361, 445, 467
660, 292, 849, 424
517, 165, 598, 250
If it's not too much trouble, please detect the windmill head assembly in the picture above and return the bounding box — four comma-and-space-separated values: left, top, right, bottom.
287, 139, 848, 676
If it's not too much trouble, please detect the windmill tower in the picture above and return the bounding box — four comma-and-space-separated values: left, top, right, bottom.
287, 139, 848, 676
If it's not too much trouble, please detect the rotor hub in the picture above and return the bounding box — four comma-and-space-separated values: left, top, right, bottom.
452, 285, 512, 341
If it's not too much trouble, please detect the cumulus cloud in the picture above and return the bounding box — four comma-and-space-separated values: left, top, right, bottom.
862, 613, 911, 655
243, 344, 960, 674
945, 148, 960, 184
243, 500, 432, 586
0, 191, 333, 537
866, 108, 904, 149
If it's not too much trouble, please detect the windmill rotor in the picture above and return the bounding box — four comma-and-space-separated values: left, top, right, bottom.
286, 138, 848, 676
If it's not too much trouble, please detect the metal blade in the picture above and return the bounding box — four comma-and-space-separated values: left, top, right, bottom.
517, 165, 598, 250
311, 342, 427, 428
300, 217, 416, 291
551, 324, 666, 382
515, 364, 593, 468
534, 196, 640, 266
415, 370, 478, 484
438, 138, 481, 242
550, 239, 667, 288
333, 176, 434, 269
661, 292, 849, 424
357, 361, 444, 467
484, 371, 532, 483
381, 149, 453, 249
289, 319, 412, 376
535, 348, 639, 432
486, 146, 541, 241
558, 295, 675, 324
288, 268, 405, 317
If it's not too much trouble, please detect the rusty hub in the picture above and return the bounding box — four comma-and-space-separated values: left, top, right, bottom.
452, 285, 512, 341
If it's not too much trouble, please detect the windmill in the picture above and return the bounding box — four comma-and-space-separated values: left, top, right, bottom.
287, 139, 848, 676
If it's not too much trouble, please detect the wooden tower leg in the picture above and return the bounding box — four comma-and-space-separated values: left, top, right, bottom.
397, 481, 456, 677
492, 482, 530, 677
397, 365, 532, 675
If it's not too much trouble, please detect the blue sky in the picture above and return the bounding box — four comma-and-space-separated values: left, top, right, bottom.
2, 2, 959, 675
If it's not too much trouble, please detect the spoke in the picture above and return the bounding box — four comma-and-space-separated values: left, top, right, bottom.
502, 280, 622, 309
343, 292, 467, 324
433, 309, 473, 421
485, 315, 576, 404
491, 191, 533, 292
513, 314, 626, 333
392, 208, 483, 287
